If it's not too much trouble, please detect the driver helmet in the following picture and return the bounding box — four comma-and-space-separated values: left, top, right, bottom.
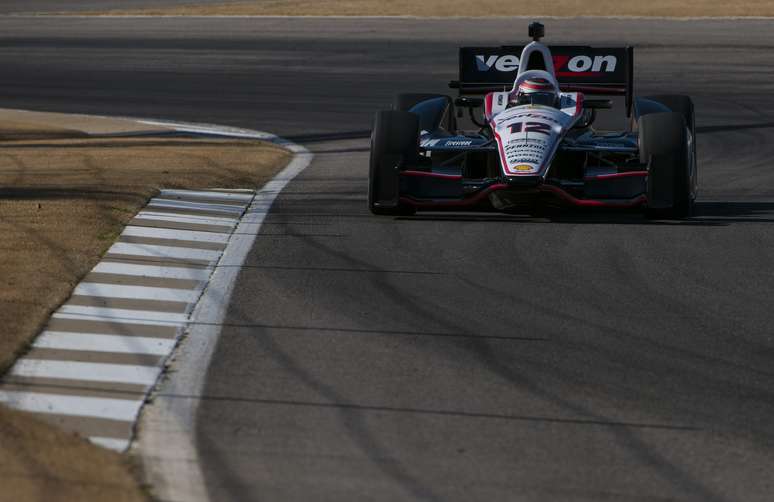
514, 77, 558, 107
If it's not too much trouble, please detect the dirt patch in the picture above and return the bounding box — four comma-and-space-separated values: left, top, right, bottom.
0, 121, 88, 140
0, 135, 290, 501
44, 0, 774, 17
0, 110, 172, 137
0, 409, 145, 502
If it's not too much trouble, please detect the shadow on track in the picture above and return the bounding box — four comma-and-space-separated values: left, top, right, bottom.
696, 122, 774, 134
284, 130, 372, 144
284, 121, 774, 143
279, 231, 730, 502
396, 201, 774, 226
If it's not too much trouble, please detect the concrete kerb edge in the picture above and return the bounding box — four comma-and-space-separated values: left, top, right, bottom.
129, 118, 313, 502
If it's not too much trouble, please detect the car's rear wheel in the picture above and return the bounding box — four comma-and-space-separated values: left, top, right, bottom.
639, 111, 693, 218
368, 110, 419, 215
642, 95, 697, 205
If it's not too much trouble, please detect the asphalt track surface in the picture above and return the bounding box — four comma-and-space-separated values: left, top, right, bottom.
2, 15, 774, 501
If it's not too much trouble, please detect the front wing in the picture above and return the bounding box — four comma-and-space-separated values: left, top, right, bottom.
399, 136, 647, 211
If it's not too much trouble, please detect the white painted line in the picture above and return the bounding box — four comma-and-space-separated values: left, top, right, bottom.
0, 391, 143, 421
136, 211, 239, 225
140, 121, 278, 140
52, 312, 187, 328
56, 305, 190, 323
138, 126, 313, 502
11, 360, 163, 385
206, 188, 255, 193
148, 199, 247, 214
93, 262, 213, 281
106, 243, 222, 263
160, 189, 254, 202
34, 332, 177, 356
75, 283, 201, 303
90, 437, 131, 451
123, 226, 231, 244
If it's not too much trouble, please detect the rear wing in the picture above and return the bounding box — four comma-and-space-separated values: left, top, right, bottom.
450, 45, 634, 116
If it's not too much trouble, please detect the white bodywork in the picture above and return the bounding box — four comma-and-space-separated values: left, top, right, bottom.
485, 61, 585, 177
517, 42, 557, 77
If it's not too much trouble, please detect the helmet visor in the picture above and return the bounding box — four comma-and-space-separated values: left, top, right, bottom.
524, 92, 556, 107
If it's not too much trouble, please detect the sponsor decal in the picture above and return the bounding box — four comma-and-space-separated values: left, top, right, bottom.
504, 141, 546, 153
493, 106, 575, 175
503, 137, 548, 166
553, 55, 617, 75
476, 54, 519, 72
444, 140, 473, 147
512, 112, 562, 125
508, 121, 552, 136
473, 54, 617, 76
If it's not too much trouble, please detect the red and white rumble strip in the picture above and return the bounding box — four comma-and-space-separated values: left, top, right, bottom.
0, 187, 255, 451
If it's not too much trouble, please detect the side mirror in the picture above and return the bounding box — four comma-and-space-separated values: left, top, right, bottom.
454, 97, 484, 108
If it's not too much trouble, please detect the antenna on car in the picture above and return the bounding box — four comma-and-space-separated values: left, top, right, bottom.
528, 22, 545, 42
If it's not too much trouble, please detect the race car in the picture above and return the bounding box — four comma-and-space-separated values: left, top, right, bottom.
368, 22, 697, 218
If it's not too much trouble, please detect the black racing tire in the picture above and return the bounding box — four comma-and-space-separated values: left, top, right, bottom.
368, 110, 419, 216
394, 93, 456, 132
643, 95, 698, 205
639, 112, 693, 218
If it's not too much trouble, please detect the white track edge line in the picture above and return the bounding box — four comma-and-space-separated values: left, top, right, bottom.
135, 125, 312, 502
90, 437, 132, 451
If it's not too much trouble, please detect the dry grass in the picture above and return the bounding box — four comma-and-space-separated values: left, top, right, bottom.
50, 0, 774, 17
0, 135, 290, 502
0, 409, 147, 502
0, 121, 88, 140
0, 136, 289, 371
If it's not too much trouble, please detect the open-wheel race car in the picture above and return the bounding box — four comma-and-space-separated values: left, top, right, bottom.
368, 22, 697, 218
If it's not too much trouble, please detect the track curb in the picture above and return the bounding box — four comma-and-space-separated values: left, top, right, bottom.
131, 121, 313, 502
0, 117, 313, 500
0, 185, 256, 450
